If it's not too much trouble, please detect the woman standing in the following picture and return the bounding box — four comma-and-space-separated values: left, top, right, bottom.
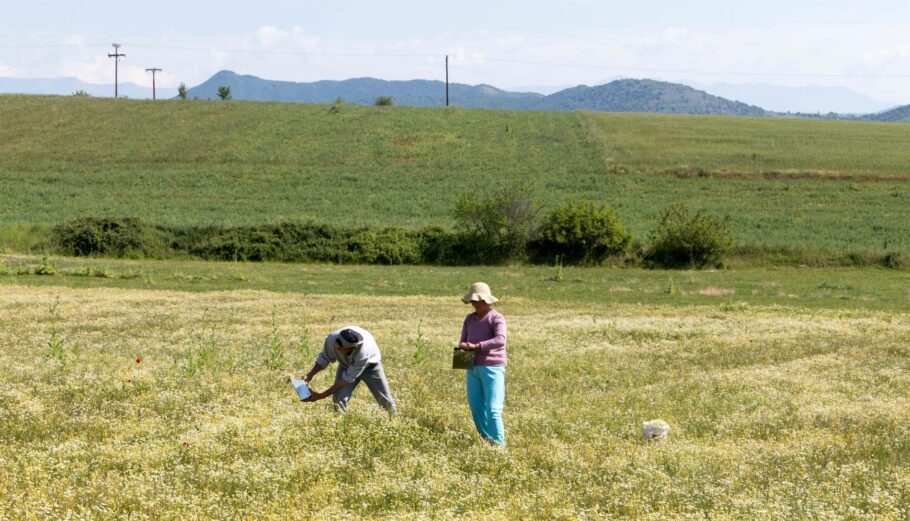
459, 282, 507, 447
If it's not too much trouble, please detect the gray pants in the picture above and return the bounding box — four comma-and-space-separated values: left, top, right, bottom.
333, 362, 397, 414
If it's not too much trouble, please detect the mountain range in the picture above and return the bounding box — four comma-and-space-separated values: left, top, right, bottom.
186, 70, 766, 116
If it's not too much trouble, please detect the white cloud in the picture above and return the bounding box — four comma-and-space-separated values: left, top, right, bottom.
61, 55, 111, 84
255, 25, 290, 47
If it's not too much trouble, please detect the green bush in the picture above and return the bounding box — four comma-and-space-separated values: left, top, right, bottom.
44, 217, 475, 265
532, 201, 632, 264
413, 226, 471, 265
644, 206, 735, 269
348, 228, 423, 265
53, 217, 168, 258
170, 223, 462, 265
453, 186, 538, 264
182, 223, 350, 263
375, 96, 393, 106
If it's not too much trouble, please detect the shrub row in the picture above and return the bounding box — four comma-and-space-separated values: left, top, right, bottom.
52, 218, 483, 265
51, 207, 734, 269
51, 215, 905, 269
174, 224, 471, 265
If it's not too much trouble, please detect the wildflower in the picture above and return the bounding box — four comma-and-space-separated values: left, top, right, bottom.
135, 357, 142, 364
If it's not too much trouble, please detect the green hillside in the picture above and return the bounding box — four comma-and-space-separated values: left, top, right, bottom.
538, 79, 765, 115
866, 104, 910, 123
187, 70, 540, 109
1, 94, 909, 255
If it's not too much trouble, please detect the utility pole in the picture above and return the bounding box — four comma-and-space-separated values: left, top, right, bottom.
145, 68, 162, 100
108, 43, 126, 98
445, 55, 449, 106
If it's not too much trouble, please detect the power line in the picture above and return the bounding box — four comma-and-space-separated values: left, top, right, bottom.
0, 43, 109, 48
476, 56, 910, 79
0, 42, 438, 58
126, 43, 439, 58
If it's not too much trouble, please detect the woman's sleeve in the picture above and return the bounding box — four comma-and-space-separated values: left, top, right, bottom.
477, 313, 506, 351
459, 315, 469, 343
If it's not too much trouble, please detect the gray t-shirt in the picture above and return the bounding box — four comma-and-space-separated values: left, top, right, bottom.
315, 325, 382, 383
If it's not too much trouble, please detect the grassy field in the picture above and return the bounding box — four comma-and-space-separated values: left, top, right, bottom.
1, 257, 909, 518
1, 95, 909, 255
3, 87, 909, 519
3, 254, 910, 312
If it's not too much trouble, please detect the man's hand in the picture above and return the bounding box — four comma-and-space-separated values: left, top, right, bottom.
300, 388, 333, 402
302, 373, 314, 384
303, 390, 325, 402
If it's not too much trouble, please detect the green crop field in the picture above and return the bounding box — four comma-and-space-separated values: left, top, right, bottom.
1, 94, 909, 256
1, 256, 909, 519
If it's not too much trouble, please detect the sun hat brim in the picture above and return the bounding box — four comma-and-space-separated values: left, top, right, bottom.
461, 292, 499, 304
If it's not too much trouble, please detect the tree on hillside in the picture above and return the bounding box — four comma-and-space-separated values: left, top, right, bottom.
177, 83, 187, 99
72, 90, 91, 97
375, 96, 393, 106
217, 86, 232, 100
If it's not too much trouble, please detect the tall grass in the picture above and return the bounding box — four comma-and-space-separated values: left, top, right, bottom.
0, 224, 51, 253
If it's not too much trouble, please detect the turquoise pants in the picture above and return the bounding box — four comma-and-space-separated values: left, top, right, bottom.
466, 365, 506, 446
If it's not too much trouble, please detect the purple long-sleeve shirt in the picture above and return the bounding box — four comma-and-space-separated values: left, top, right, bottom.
460, 309, 507, 367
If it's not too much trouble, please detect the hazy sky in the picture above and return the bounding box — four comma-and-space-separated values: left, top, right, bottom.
2, 0, 909, 103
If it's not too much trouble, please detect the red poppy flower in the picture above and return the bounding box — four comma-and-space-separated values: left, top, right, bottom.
135, 358, 142, 364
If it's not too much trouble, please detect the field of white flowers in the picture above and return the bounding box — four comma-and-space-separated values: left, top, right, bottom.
1, 283, 909, 519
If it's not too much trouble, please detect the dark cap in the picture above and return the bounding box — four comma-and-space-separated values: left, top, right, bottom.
336, 328, 364, 349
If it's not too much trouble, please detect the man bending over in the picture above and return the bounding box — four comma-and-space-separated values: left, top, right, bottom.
300, 326, 397, 414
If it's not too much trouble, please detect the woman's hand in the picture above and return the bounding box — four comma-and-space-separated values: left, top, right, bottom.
459, 342, 479, 350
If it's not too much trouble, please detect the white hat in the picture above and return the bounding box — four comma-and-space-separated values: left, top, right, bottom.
461, 282, 499, 304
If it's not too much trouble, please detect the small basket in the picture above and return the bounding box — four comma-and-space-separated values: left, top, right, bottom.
452, 348, 474, 370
